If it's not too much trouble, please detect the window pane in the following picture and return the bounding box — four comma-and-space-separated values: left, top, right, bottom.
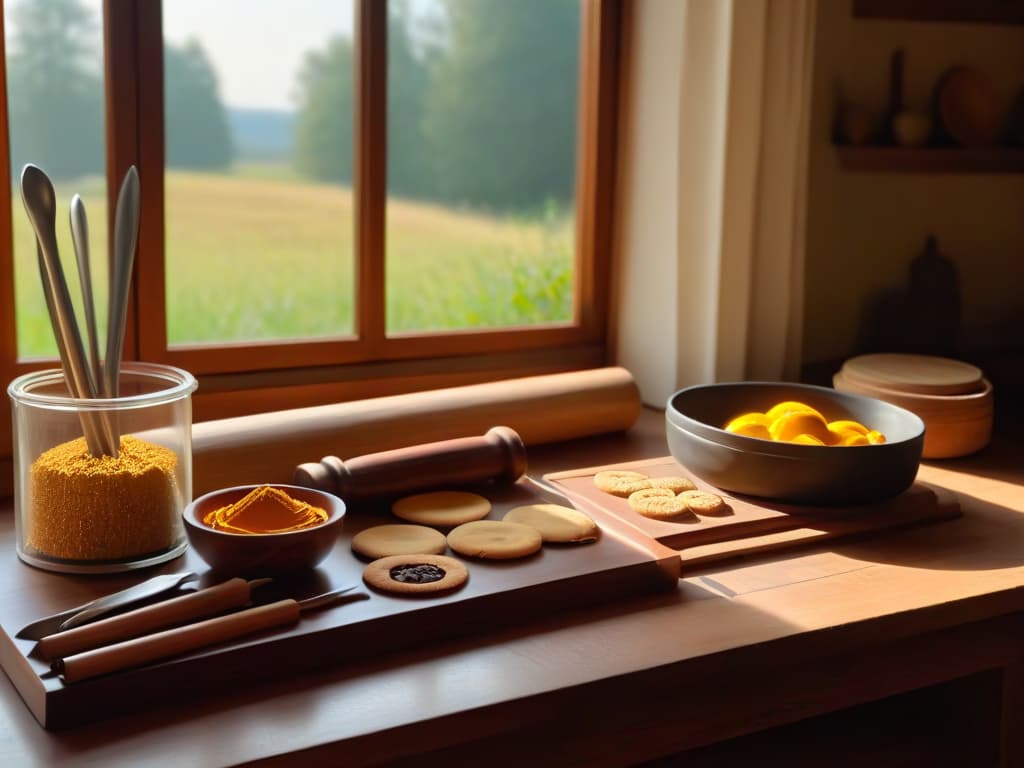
162, 0, 355, 346
385, 0, 580, 333
5, 0, 107, 360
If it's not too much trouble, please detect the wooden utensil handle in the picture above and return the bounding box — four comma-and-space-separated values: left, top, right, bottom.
57, 599, 301, 684
37, 578, 252, 661
293, 425, 528, 501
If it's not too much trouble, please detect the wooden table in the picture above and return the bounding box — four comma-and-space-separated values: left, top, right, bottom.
1, 407, 1022, 766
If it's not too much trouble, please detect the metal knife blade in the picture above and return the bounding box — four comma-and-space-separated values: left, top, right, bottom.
522, 474, 578, 507
297, 584, 366, 612
15, 571, 199, 640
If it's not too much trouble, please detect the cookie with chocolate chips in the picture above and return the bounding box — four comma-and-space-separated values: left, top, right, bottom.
362, 553, 469, 595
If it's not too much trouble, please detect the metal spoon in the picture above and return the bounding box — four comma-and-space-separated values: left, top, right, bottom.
69, 194, 119, 454
69, 194, 103, 394
20, 164, 108, 456
104, 165, 140, 403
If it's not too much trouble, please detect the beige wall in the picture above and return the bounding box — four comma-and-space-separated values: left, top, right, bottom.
803, 1, 1024, 366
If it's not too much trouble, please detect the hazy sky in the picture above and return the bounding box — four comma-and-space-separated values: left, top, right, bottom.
163, 0, 355, 112
6, 0, 441, 112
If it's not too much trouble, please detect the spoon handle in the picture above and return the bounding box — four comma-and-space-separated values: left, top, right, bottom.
33, 246, 108, 457
104, 166, 140, 402
21, 163, 113, 457
70, 196, 119, 455
69, 195, 103, 393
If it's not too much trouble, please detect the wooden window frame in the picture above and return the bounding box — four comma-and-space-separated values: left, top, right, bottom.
0, 0, 621, 483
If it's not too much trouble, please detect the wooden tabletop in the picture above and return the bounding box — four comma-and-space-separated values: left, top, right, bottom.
1, 407, 1023, 766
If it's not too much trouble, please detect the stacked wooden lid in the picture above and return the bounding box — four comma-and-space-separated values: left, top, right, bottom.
833, 353, 992, 459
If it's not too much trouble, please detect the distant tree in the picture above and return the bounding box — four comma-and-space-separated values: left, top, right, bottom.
423, 0, 580, 212
292, 35, 355, 183
291, 3, 430, 191
164, 40, 234, 170
290, 0, 579, 211
6, 0, 104, 180
387, 0, 434, 198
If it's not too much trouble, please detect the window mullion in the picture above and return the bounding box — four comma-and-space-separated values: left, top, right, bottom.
104, 0, 151, 361
0, 3, 16, 374
355, 0, 387, 352
576, 0, 620, 343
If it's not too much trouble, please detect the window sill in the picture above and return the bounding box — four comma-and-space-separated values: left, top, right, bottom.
0, 354, 633, 500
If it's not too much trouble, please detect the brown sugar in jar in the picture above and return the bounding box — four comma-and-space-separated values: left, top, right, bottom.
28, 435, 181, 561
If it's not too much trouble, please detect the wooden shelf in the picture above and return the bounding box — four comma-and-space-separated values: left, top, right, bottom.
853, 0, 1024, 26
835, 146, 1024, 173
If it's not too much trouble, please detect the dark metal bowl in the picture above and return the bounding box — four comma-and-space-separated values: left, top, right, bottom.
183, 484, 346, 574
665, 382, 925, 505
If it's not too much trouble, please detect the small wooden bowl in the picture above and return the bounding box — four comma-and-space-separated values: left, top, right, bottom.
183, 484, 346, 575
834, 372, 992, 459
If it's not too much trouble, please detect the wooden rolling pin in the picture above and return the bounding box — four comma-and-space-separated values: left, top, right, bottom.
293, 426, 527, 500
192, 367, 642, 496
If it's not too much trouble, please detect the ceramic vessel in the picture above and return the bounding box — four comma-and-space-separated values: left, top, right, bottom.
666, 382, 924, 505
183, 484, 346, 574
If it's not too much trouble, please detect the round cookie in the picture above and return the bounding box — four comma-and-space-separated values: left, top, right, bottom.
392, 490, 491, 527
351, 524, 448, 560
627, 487, 691, 520
648, 475, 697, 493
363, 553, 468, 595
503, 503, 599, 544
447, 520, 543, 560
680, 489, 728, 515
593, 470, 651, 497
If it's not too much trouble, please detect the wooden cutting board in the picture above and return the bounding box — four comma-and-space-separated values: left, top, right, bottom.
546, 457, 961, 571
0, 476, 679, 730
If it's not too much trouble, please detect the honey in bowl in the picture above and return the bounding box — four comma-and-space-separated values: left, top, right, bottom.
202, 485, 329, 534
724, 400, 885, 446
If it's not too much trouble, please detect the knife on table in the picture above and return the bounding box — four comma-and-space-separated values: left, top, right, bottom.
16, 571, 200, 640
54, 585, 367, 684
35, 577, 272, 661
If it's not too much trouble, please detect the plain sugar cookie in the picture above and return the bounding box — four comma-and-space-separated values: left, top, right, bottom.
648, 475, 697, 493
447, 520, 543, 560
680, 489, 728, 516
391, 490, 491, 527
363, 553, 469, 595
593, 470, 651, 497
502, 503, 599, 544
627, 487, 692, 520
351, 524, 448, 560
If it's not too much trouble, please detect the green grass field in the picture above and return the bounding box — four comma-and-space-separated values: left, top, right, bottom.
13, 168, 574, 357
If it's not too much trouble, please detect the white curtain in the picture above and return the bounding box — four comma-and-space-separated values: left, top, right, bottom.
614, 0, 817, 407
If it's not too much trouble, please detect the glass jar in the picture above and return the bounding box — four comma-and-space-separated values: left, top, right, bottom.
7, 363, 197, 573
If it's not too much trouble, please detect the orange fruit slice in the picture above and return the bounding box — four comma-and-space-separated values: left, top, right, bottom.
827, 419, 869, 436
791, 433, 825, 446
765, 400, 824, 422
723, 412, 772, 440
770, 410, 834, 444
722, 402, 885, 447
839, 432, 870, 446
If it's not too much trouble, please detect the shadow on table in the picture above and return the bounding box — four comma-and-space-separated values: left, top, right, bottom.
40, 576, 808, 762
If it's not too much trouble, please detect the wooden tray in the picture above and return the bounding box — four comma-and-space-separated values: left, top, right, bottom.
546, 457, 962, 571
0, 477, 679, 730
